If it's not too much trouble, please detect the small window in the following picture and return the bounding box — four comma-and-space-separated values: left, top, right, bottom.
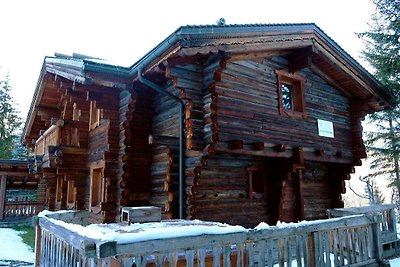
247, 165, 266, 200
56, 176, 63, 204
276, 69, 306, 118
89, 101, 102, 130
66, 180, 76, 209
90, 167, 104, 213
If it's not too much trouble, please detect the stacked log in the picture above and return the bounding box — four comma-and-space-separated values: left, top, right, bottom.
124, 88, 152, 208
213, 56, 354, 163
117, 90, 135, 210
86, 85, 121, 222
194, 154, 268, 228
150, 145, 176, 219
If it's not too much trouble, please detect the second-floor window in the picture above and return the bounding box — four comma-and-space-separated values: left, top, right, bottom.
276, 69, 306, 119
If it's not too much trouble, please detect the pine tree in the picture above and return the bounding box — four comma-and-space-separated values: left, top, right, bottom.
359, 0, 400, 204
0, 73, 23, 159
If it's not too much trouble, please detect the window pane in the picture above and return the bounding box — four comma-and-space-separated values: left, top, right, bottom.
281, 83, 293, 110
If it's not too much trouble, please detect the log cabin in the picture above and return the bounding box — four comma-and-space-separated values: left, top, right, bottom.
22, 23, 394, 227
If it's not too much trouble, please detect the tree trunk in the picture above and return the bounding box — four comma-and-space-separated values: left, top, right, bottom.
388, 116, 400, 204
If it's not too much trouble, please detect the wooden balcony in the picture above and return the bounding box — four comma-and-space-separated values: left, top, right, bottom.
31, 119, 86, 172
4, 201, 39, 218
34, 205, 397, 267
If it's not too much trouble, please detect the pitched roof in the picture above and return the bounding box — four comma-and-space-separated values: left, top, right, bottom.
23, 23, 395, 142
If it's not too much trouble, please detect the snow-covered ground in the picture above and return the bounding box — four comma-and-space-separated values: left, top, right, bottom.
0, 228, 34, 267
0, 224, 400, 266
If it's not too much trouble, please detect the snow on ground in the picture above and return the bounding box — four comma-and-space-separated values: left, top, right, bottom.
391, 258, 400, 266
0, 228, 34, 266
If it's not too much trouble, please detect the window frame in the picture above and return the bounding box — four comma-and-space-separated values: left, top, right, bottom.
66, 180, 76, 209
89, 161, 105, 214
247, 165, 266, 200
276, 69, 307, 119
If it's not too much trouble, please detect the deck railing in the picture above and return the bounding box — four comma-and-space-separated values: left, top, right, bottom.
35, 124, 62, 156
4, 201, 39, 217
34, 210, 388, 267
327, 204, 399, 259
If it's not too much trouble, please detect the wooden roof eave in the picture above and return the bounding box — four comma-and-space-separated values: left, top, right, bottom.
177, 36, 314, 58
23, 59, 87, 145
312, 34, 394, 110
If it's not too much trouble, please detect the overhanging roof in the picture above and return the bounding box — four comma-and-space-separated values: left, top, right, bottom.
23, 23, 395, 143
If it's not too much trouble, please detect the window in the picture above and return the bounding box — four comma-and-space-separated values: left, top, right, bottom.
89, 101, 102, 130
276, 69, 306, 119
247, 165, 266, 200
66, 180, 76, 209
56, 176, 63, 204
90, 167, 104, 213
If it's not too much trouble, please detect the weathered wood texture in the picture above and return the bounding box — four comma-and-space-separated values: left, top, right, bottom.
36, 209, 387, 267
192, 154, 270, 227
87, 86, 121, 223
118, 88, 153, 215
213, 56, 354, 163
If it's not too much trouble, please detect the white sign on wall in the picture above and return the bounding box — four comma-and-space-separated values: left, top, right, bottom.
317, 119, 334, 138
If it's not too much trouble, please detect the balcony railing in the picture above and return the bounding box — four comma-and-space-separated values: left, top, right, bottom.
327, 204, 399, 259
4, 201, 39, 217
34, 123, 62, 156
34, 208, 391, 267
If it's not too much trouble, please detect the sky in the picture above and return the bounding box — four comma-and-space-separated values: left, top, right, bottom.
0, 0, 376, 119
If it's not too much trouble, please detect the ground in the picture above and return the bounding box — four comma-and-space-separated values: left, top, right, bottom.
0, 225, 400, 266
0, 228, 34, 267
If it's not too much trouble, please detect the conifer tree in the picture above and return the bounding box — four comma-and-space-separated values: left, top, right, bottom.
0, 73, 22, 159
360, 0, 400, 203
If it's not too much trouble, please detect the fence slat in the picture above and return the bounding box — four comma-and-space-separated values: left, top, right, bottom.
35, 210, 387, 267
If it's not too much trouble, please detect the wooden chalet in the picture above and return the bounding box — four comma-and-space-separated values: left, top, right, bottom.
22, 23, 394, 227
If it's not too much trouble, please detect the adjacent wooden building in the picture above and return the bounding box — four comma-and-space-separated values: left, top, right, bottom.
0, 160, 38, 220
22, 23, 394, 227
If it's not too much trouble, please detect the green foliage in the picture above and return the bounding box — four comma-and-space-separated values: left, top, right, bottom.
12, 135, 32, 160
11, 225, 36, 250
360, 0, 400, 204
0, 73, 23, 159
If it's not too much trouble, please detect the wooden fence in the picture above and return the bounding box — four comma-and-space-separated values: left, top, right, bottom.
327, 204, 399, 259
3, 201, 39, 218
34, 210, 389, 267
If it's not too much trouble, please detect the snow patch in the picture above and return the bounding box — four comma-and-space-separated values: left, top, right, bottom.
0, 228, 34, 263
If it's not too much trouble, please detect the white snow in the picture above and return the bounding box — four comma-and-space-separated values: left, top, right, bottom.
39, 211, 247, 244
87, 219, 247, 244
0, 228, 35, 264
390, 257, 400, 266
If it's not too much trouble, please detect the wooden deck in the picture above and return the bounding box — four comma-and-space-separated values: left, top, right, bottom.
33, 205, 397, 267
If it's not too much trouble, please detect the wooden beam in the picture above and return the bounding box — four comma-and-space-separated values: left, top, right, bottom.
228, 140, 243, 150
0, 175, 6, 220
288, 46, 313, 73
0, 171, 30, 177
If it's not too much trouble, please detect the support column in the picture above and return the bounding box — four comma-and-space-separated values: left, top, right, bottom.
293, 147, 305, 221
0, 175, 7, 220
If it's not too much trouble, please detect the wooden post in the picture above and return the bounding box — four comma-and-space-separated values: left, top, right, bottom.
0, 175, 7, 220
307, 233, 316, 267
371, 215, 384, 263
297, 169, 305, 220
34, 222, 42, 267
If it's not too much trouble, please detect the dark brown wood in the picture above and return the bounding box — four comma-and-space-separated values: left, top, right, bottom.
23, 26, 390, 227
0, 175, 6, 220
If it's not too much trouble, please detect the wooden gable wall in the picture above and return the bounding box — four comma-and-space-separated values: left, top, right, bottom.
159, 53, 354, 227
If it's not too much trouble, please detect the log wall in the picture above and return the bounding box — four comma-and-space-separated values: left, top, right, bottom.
118, 88, 152, 212
215, 56, 353, 161
87, 86, 121, 223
